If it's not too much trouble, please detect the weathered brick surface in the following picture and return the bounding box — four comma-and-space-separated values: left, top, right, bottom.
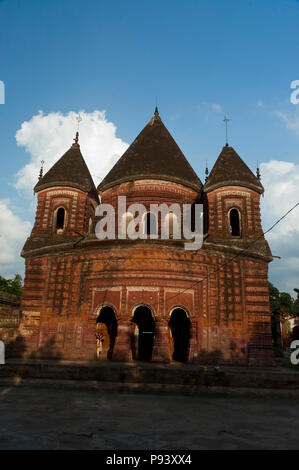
4, 179, 275, 366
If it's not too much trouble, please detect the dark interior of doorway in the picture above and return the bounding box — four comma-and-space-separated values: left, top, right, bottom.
132, 305, 155, 361
169, 308, 191, 363
96, 306, 117, 360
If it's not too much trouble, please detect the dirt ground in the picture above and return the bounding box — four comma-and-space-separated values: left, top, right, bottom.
0, 382, 299, 450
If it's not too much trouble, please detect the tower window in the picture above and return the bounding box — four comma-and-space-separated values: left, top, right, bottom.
56, 207, 65, 234
229, 209, 241, 236
144, 212, 157, 237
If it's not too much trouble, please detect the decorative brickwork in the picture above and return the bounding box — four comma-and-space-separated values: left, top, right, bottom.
4, 112, 275, 366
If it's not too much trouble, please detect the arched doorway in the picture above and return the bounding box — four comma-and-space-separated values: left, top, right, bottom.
169, 308, 191, 363
96, 306, 117, 360
131, 305, 155, 361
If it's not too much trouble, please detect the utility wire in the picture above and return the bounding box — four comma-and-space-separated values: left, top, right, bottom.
161, 200, 299, 303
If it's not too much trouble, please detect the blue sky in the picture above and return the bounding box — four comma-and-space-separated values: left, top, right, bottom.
1, 0, 299, 293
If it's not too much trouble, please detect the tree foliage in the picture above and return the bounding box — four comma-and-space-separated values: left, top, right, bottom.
269, 282, 299, 315
0, 274, 23, 297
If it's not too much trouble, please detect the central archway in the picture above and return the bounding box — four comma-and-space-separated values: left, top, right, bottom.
169, 308, 191, 363
131, 305, 155, 361
96, 306, 117, 360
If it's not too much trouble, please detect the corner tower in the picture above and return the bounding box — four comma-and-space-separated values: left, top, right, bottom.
204, 144, 274, 366
18, 133, 99, 357
24, 132, 99, 251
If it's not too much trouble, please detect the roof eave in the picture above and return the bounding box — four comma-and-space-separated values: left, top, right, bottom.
204, 179, 264, 194
98, 174, 202, 193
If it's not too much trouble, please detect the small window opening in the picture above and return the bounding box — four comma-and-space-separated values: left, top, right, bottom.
144, 212, 157, 236
229, 209, 240, 236
56, 208, 65, 234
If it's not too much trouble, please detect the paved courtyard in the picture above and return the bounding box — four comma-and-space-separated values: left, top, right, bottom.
0, 382, 299, 450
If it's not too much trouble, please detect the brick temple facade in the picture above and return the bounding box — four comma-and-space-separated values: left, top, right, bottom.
8, 108, 275, 365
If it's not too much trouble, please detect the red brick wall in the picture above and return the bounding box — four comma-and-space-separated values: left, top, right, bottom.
14, 179, 275, 366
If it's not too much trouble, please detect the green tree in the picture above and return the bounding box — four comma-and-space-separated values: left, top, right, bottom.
0, 274, 23, 297
293, 289, 299, 314
279, 292, 293, 314
269, 282, 280, 311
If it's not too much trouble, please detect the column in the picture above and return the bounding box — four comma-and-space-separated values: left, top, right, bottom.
188, 320, 198, 363
112, 320, 133, 362
152, 320, 171, 362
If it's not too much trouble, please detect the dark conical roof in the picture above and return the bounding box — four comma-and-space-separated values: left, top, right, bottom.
204, 145, 264, 194
34, 136, 98, 198
98, 109, 202, 191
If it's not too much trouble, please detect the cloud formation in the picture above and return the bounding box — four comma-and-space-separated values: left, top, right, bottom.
0, 199, 31, 278
15, 110, 129, 196
275, 109, 299, 136
261, 160, 299, 294
6, 109, 299, 295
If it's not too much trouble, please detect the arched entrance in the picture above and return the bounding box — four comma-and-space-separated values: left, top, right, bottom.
169, 308, 191, 363
96, 306, 117, 360
131, 305, 155, 361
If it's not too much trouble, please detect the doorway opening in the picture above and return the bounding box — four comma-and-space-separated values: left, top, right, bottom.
131, 305, 155, 361
169, 308, 191, 363
96, 306, 117, 360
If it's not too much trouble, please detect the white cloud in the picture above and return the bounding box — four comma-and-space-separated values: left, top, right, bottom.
15, 110, 129, 196
274, 109, 299, 136
211, 103, 222, 111
260, 160, 299, 294
0, 199, 31, 278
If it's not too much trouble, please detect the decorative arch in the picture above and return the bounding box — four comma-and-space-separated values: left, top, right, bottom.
228, 208, 241, 237
169, 305, 190, 318
131, 303, 155, 319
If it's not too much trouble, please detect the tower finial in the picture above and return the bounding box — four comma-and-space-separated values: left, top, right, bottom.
256, 161, 261, 180
223, 115, 230, 146
74, 114, 82, 145
205, 160, 209, 182
39, 160, 45, 181
154, 95, 159, 117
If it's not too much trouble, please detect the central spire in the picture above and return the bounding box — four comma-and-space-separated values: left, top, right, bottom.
98, 110, 202, 191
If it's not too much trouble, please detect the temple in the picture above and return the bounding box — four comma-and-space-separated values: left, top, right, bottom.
7, 109, 275, 365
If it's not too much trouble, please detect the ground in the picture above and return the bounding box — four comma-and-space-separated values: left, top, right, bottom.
0, 382, 299, 450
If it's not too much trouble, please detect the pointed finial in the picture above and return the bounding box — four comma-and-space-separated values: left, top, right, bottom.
154, 105, 159, 117
205, 160, 209, 182
223, 115, 230, 146
73, 114, 82, 145
39, 160, 45, 181
256, 161, 261, 180
74, 131, 79, 145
